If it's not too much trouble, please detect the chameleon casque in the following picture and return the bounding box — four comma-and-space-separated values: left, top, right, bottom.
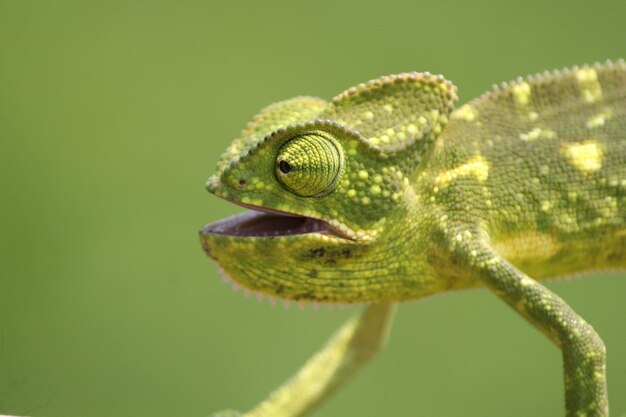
200, 60, 626, 417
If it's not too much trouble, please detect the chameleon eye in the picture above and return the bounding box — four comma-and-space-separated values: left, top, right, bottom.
279, 160, 291, 174
275, 133, 344, 197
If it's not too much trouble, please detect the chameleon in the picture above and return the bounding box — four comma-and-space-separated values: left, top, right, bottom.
199, 59, 626, 417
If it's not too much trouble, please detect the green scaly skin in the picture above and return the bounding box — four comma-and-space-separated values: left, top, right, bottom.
200, 60, 626, 417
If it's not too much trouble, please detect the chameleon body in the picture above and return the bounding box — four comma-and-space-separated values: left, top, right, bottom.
200, 60, 626, 417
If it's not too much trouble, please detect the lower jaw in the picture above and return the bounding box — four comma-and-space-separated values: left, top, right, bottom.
199, 226, 439, 304
200, 249, 407, 305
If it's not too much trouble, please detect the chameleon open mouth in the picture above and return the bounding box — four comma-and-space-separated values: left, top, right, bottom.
201, 210, 339, 237
201, 200, 345, 238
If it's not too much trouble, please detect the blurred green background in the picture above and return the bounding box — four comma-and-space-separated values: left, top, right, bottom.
1, 1, 624, 416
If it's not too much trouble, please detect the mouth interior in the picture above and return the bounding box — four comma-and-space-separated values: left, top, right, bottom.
202, 210, 336, 237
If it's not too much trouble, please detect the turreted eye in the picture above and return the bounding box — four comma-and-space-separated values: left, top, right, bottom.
275, 133, 344, 197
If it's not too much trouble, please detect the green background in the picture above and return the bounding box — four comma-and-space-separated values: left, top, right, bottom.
1, 1, 625, 416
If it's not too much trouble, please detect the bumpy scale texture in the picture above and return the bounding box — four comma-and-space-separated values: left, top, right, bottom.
201, 61, 625, 417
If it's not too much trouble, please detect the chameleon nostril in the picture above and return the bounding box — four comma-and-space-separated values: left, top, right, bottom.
238, 179, 246, 186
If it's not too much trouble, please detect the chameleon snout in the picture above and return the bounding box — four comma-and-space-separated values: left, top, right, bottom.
205, 174, 221, 194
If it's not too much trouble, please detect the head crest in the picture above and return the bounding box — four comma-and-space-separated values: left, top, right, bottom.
321, 72, 458, 153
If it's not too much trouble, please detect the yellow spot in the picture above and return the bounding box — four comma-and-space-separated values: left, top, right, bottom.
575, 68, 602, 103
512, 81, 531, 106
540, 200, 552, 212
347, 189, 356, 197
519, 127, 557, 141
452, 104, 478, 121
406, 124, 418, 135
585, 109, 612, 129
493, 231, 561, 263
363, 111, 374, 120
565, 141, 603, 172
361, 196, 371, 205
383, 104, 393, 113
370, 184, 381, 195
586, 114, 605, 129
435, 156, 490, 187
373, 174, 383, 184
576, 67, 598, 82
358, 170, 369, 180
599, 196, 618, 219
528, 111, 539, 121
403, 186, 417, 205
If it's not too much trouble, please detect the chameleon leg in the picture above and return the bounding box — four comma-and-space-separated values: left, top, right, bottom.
215, 302, 396, 417
471, 249, 608, 417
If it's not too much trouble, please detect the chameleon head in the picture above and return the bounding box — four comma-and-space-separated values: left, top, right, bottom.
200, 73, 457, 303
